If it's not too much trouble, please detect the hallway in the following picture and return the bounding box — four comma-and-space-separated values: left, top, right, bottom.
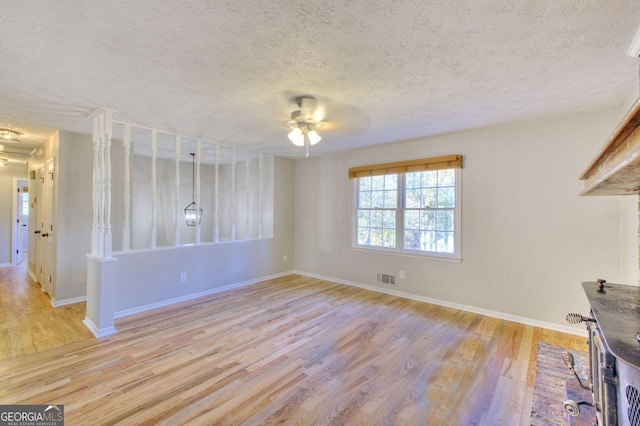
0, 264, 91, 360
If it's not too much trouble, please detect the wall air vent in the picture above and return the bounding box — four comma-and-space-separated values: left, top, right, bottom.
377, 273, 396, 285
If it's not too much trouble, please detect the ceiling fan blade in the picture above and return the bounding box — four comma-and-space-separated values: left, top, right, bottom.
278, 92, 371, 136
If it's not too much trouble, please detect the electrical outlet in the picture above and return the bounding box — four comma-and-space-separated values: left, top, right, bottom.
180, 272, 187, 283
283, 255, 288, 262
399, 270, 405, 279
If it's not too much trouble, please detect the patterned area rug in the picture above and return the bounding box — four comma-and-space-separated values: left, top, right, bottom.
531, 342, 591, 426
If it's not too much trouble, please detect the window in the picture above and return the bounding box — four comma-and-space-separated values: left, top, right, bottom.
22, 193, 29, 216
351, 155, 461, 259
356, 174, 397, 248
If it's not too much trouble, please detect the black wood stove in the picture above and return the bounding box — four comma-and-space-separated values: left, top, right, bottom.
565, 280, 640, 425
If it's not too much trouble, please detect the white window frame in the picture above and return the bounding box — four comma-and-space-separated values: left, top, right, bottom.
352, 168, 461, 261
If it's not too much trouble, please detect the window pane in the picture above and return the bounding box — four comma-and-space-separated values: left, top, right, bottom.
404, 230, 420, 250
371, 175, 385, 190
404, 209, 419, 230
383, 190, 397, 208
438, 169, 455, 186
382, 210, 396, 228
383, 229, 395, 247
436, 210, 453, 231
384, 174, 397, 190
370, 228, 383, 246
423, 230, 436, 251
358, 228, 370, 245
357, 210, 369, 227
359, 177, 371, 191
371, 190, 384, 208
406, 172, 420, 189
437, 187, 455, 208
358, 191, 371, 208
406, 189, 421, 208
421, 210, 436, 230
436, 231, 454, 253
422, 188, 436, 208
423, 171, 437, 187
370, 210, 382, 228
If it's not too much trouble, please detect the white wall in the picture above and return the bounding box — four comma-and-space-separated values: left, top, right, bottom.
112, 156, 294, 312
294, 106, 635, 331
0, 163, 28, 266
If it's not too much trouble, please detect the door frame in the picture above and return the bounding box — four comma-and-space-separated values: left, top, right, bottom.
11, 177, 29, 266
36, 165, 45, 286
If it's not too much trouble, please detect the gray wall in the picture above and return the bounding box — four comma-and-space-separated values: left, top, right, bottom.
56, 131, 94, 300
293, 105, 636, 331
113, 156, 294, 311
132, 154, 274, 248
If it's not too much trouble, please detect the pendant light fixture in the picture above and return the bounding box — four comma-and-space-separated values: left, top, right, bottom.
284, 96, 322, 158
184, 152, 202, 226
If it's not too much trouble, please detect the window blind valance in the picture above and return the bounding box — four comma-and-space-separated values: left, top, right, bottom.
348, 155, 462, 179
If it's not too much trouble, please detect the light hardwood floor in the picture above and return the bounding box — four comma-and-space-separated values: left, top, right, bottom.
0, 268, 587, 425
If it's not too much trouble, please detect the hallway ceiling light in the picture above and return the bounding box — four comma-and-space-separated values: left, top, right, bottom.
284, 96, 322, 158
184, 152, 203, 226
0, 128, 21, 143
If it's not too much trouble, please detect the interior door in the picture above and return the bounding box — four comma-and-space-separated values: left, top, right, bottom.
43, 158, 55, 297
36, 165, 45, 286
16, 181, 28, 265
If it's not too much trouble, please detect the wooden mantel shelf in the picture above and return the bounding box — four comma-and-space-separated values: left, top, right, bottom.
580, 98, 640, 196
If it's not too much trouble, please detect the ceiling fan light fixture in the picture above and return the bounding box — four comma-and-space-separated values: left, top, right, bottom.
0, 128, 21, 143
288, 128, 304, 146
308, 130, 321, 145
284, 96, 325, 157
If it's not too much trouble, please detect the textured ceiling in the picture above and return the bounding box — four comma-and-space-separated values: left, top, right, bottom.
0, 0, 639, 160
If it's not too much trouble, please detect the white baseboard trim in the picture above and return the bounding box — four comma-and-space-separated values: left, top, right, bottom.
114, 270, 295, 319
83, 317, 117, 338
26, 268, 37, 283
292, 270, 587, 337
52, 296, 87, 307
0, 263, 11, 268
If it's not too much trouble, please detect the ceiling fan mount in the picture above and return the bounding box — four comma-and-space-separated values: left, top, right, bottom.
284, 96, 323, 129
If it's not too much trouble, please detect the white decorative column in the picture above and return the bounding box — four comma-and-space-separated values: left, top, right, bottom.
195, 140, 202, 245
174, 136, 181, 246
98, 114, 105, 257
214, 144, 219, 243
91, 116, 100, 255
231, 147, 236, 241
85, 107, 118, 338
150, 130, 157, 249
122, 125, 131, 251
104, 110, 113, 258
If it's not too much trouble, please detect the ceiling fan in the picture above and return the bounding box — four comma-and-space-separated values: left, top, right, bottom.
0, 128, 21, 144
281, 94, 371, 157
284, 96, 324, 158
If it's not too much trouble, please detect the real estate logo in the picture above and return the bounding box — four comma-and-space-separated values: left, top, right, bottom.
0, 405, 64, 426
